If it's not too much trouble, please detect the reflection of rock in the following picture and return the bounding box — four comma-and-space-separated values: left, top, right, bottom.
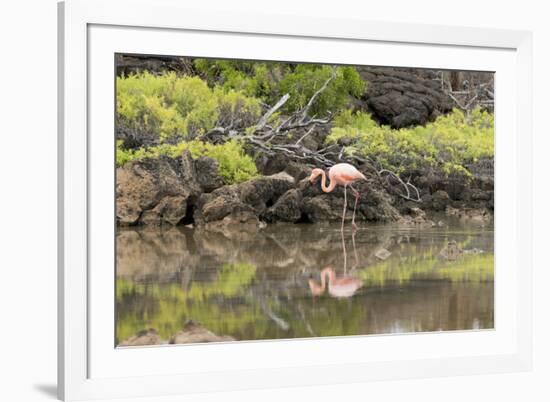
119, 329, 162, 346
116, 152, 201, 226
440, 240, 463, 261
116, 221, 492, 285
116, 227, 201, 281
169, 321, 235, 344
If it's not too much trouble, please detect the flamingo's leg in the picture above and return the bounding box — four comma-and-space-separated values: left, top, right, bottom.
350, 185, 360, 230
341, 185, 347, 231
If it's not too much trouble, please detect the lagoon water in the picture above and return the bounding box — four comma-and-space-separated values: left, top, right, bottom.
116, 221, 494, 345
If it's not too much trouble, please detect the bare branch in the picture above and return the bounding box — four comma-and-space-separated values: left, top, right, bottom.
254, 93, 290, 132
378, 169, 422, 202
295, 124, 316, 145
300, 66, 337, 122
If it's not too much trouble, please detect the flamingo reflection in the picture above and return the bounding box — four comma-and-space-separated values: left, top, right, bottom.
309, 267, 363, 298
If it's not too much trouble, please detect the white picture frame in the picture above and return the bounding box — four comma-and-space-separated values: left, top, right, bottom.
58, 0, 533, 400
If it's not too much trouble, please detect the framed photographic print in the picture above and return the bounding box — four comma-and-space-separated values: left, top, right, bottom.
58, 0, 533, 400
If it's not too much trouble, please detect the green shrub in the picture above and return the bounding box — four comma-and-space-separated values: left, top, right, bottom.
194, 60, 366, 117
117, 72, 261, 143
213, 87, 262, 128
116, 139, 258, 184
194, 59, 276, 99
278, 65, 365, 116
326, 108, 494, 176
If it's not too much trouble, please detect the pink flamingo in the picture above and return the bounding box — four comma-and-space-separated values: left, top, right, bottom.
308, 267, 363, 298
309, 163, 367, 230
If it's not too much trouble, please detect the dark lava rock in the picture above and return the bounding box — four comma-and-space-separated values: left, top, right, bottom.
264, 189, 303, 223
116, 151, 201, 226
139, 195, 189, 226
194, 172, 295, 226
195, 156, 224, 193
299, 177, 401, 223
357, 67, 453, 128
116, 54, 194, 77
430, 190, 451, 211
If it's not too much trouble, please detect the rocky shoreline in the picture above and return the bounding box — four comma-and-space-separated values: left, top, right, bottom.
116, 150, 493, 229
119, 321, 235, 347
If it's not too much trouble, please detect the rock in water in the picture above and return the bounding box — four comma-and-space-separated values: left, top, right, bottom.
375, 248, 392, 260
119, 329, 162, 347
170, 321, 235, 344
440, 240, 463, 261
398, 207, 435, 227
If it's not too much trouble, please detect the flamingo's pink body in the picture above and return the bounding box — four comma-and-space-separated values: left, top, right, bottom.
309, 163, 367, 230
309, 268, 363, 298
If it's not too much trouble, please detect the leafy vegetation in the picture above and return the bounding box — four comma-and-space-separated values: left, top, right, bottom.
116, 139, 258, 184
327, 108, 494, 176
278, 64, 365, 116
193, 60, 365, 116
117, 71, 261, 143
115, 65, 366, 184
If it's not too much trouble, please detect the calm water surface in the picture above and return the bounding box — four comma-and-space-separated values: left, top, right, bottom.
116, 221, 494, 345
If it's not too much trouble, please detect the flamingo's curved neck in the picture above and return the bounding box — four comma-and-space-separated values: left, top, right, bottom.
320, 170, 337, 193
320, 268, 336, 289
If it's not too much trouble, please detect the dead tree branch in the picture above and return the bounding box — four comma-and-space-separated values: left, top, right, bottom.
437, 71, 494, 113
254, 93, 290, 132
378, 169, 421, 202
295, 124, 316, 145
299, 66, 337, 123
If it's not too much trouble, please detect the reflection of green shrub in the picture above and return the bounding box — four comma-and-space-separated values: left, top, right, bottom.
194, 60, 365, 117
327, 108, 494, 176
359, 251, 494, 287
116, 263, 258, 341
116, 139, 258, 184
117, 72, 261, 142
187, 263, 257, 299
